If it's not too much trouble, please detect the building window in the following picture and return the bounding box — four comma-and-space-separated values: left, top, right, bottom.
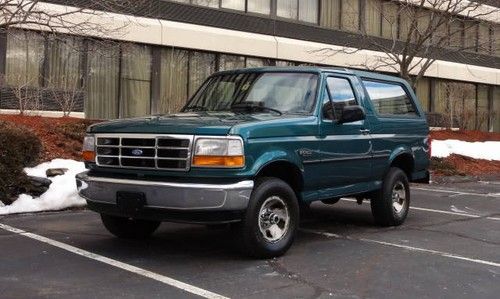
191, 0, 219, 8
415, 77, 430, 112
381, 0, 398, 39
221, 0, 245, 11
299, 0, 318, 23
363, 0, 382, 36
159, 48, 189, 114
46, 36, 83, 90
277, 0, 318, 23
189, 51, 216, 97
248, 0, 271, 15
219, 54, 246, 71
363, 80, 417, 116
120, 43, 152, 118
320, 0, 340, 29
86, 41, 120, 119
5, 30, 45, 88
341, 0, 359, 32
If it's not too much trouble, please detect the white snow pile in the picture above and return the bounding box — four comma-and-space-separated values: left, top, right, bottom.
432, 139, 500, 161
0, 159, 86, 215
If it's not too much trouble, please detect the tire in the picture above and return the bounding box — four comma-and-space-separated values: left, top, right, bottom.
235, 177, 299, 259
100, 214, 160, 239
370, 167, 410, 226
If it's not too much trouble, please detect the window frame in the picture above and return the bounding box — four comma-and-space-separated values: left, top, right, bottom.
322, 75, 360, 122
361, 78, 420, 119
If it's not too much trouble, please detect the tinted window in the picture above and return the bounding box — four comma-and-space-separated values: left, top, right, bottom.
323, 77, 357, 120
363, 80, 417, 116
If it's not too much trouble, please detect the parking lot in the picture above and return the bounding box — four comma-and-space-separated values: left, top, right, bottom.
1, 180, 499, 299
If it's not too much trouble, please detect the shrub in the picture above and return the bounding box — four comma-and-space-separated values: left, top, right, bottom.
0, 121, 42, 204
55, 119, 96, 142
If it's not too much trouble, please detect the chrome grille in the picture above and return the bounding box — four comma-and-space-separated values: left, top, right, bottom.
95, 134, 193, 171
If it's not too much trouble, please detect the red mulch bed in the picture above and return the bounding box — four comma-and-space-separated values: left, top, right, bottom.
0, 114, 100, 162
430, 129, 500, 142
430, 129, 500, 177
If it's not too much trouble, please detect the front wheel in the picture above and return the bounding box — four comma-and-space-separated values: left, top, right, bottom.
370, 167, 410, 226
235, 177, 299, 258
100, 214, 161, 239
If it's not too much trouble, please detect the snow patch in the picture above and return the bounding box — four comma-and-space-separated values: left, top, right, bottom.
432, 140, 500, 161
0, 159, 86, 215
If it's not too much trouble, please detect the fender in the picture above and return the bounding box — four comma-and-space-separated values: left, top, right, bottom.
388, 146, 415, 165
249, 149, 304, 177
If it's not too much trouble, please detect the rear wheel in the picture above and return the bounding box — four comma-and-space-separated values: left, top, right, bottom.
235, 177, 299, 258
100, 214, 160, 239
370, 167, 410, 226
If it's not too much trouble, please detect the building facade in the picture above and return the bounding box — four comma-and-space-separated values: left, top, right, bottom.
0, 0, 499, 131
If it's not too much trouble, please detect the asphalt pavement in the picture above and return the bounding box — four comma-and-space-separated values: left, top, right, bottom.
1, 180, 499, 299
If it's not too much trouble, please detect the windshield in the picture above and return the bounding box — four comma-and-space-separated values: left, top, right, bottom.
183, 72, 318, 114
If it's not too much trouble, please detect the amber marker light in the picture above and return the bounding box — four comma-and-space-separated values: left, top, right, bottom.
192, 137, 245, 168
82, 135, 96, 162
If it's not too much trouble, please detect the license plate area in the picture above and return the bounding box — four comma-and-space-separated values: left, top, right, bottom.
116, 191, 146, 214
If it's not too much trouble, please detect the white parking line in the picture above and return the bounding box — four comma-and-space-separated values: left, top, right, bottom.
301, 229, 500, 268
340, 198, 500, 221
0, 223, 229, 299
413, 187, 500, 198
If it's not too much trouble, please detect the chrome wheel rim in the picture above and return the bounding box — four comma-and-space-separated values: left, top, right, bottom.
258, 196, 290, 243
392, 181, 406, 214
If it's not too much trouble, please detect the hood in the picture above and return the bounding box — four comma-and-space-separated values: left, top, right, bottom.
88, 112, 286, 135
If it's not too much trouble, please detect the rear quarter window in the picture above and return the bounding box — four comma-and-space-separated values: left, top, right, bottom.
362, 80, 418, 117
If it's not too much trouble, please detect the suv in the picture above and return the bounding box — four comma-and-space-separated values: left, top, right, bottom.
76, 67, 430, 258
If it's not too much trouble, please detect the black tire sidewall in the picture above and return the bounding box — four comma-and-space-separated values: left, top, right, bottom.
239, 177, 299, 258
371, 167, 410, 226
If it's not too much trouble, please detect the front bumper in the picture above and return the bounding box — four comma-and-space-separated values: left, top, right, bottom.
76, 171, 253, 223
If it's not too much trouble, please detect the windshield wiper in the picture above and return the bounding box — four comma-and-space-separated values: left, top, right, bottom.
230, 103, 282, 115
183, 105, 207, 112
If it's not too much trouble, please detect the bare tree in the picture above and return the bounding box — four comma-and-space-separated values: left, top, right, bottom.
317, 0, 498, 88
10, 77, 42, 114
0, 0, 151, 37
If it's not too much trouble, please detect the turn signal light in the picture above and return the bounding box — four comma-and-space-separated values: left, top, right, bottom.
82, 150, 96, 162
193, 155, 245, 168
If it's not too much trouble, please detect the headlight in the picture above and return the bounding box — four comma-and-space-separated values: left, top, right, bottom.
193, 137, 244, 168
82, 135, 95, 162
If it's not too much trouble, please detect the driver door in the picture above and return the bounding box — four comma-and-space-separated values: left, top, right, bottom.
317, 75, 372, 189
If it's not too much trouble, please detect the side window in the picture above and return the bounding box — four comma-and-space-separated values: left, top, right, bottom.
324, 77, 357, 120
363, 80, 417, 116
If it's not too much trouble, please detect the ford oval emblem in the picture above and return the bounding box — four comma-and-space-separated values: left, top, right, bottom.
131, 149, 143, 156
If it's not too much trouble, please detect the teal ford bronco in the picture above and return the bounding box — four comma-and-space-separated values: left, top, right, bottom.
76, 67, 430, 258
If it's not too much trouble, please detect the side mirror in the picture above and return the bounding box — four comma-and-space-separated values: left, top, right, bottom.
338, 105, 366, 124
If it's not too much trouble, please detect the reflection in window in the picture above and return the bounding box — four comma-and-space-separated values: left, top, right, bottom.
120, 43, 152, 117
159, 48, 189, 114
86, 41, 120, 119
363, 80, 416, 116
325, 77, 357, 119
5, 31, 45, 88
341, 0, 359, 32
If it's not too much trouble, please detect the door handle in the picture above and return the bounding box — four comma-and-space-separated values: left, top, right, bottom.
359, 129, 370, 135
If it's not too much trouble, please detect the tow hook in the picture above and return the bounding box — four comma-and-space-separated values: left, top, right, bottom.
356, 197, 364, 205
